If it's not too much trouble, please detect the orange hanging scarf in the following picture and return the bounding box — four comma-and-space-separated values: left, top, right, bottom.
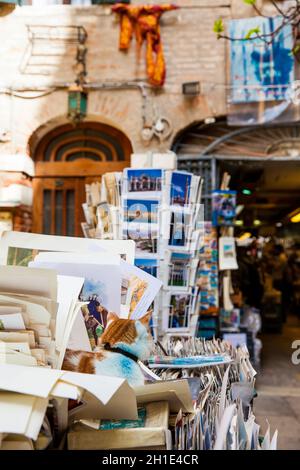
112, 4, 179, 87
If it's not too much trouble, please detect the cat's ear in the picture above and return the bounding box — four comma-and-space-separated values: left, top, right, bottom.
139, 309, 152, 327
106, 312, 119, 327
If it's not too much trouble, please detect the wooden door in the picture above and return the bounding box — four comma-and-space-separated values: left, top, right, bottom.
31, 122, 132, 237
33, 177, 86, 237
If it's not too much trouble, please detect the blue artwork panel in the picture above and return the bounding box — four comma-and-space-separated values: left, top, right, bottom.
230, 16, 294, 103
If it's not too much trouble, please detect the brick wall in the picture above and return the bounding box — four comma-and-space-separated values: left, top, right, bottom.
0, 0, 279, 156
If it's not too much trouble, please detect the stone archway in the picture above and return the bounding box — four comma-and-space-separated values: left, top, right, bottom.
29, 120, 132, 236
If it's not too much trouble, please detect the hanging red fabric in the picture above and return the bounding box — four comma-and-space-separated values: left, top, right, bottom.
112, 4, 179, 87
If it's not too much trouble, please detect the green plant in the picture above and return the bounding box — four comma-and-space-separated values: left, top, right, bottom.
214, 0, 300, 60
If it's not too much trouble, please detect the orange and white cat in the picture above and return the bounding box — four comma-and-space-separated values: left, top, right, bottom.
63, 311, 152, 387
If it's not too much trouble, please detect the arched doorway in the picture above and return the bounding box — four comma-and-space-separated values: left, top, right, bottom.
31, 121, 132, 236
173, 119, 300, 222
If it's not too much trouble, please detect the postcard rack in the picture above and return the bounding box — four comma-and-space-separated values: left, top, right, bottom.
82, 167, 206, 339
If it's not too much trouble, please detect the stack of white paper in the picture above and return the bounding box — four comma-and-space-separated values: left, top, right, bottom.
0, 265, 59, 368
0, 363, 139, 447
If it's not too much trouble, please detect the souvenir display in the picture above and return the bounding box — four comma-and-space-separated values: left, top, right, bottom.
83, 168, 204, 338
0, 170, 275, 451
196, 222, 219, 338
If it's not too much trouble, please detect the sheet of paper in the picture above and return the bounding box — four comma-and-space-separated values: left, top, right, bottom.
33, 251, 120, 266
0, 435, 34, 450
0, 306, 22, 314
0, 292, 58, 320
24, 395, 49, 441
50, 381, 82, 401
134, 379, 194, 413
0, 330, 35, 348
0, 341, 31, 355
0, 363, 63, 398
57, 302, 89, 369
0, 393, 38, 436
0, 363, 138, 421
214, 404, 236, 450
65, 372, 138, 421
0, 265, 57, 301
0, 294, 51, 327
0, 349, 37, 367
55, 275, 85, 353
67, 307, 91, 352
0, 313, 26, 330
29, 259, 121, 315
0, 231, 135, 265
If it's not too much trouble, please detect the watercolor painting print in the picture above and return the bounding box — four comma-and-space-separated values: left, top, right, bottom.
230, 16, 294, 103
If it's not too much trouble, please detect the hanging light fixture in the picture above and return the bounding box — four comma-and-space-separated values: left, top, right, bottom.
67, 28, 88, 125
291, 211, 300, 223
0, 0, 21, 17
67, 84, 88, 125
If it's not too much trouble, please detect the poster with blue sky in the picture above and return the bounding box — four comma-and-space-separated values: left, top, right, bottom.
230, 16, 294, 103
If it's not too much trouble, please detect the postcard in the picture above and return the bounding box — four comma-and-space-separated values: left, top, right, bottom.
166, 252, 191, 289
219, 237, 238, 271
163, 292, 193, 331
169, 171, 192, 207
124, 168, 163, 197
81, 222, 92, 239
96, 202, 114, 239
82, 202, 95, 227
135, 237, 158, 255
222, 332, 247, 349
102, 172, 122, 206
0, 231, 135, 265
120, 260, 162, 320
123, 198, 159, 225
167, 209, 192, 249
123, 222, 158, 241
134, 258, 158, 278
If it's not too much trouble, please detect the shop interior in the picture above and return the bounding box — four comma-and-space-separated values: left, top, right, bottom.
219, 159, 300, 449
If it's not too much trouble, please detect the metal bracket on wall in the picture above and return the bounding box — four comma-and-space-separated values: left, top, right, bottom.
19, 25, 88, 76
